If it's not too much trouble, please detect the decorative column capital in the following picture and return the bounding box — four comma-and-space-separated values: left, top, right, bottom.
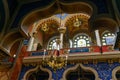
58, 26, 66, 34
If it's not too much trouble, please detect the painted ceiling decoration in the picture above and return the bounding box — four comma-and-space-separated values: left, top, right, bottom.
20, 1, 93, 37
33, 12, 91, 45
65, 13, 90, 29
38, 19, 59, 32
55, 13, 68, 20
0, 0, 119, 33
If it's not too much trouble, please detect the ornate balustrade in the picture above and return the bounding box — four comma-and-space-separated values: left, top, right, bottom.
23, 45, 120, 59
69, 46, 101, 53
23, 45, 120, 66
23, 46, 102, 57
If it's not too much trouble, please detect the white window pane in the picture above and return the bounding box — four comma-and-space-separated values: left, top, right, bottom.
52, 42, 57, 49
103, 43, 106, 45
105, 37, 115, 45
77, 39, 86, 47
102, 32, 115, 45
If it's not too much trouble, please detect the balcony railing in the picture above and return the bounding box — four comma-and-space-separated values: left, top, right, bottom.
23, 45, 120, 63
23, 45, 120, 58
24, 46, 104, 57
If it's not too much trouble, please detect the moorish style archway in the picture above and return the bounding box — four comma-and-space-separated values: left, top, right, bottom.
62, 64, 100, 80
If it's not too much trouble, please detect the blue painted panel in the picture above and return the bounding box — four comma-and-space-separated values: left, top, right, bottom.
18, 65, 36, 80
84, 62, 120, 80
31, 52, 48, 56
70, 47, 89, 53
23, 40, 28, 45
45, 64, 75, 80
19, 62, 120, 80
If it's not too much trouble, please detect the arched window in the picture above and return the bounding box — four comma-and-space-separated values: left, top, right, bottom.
73, 34, 91, 48
102, 32, 115, 45
47, 36, 59, 50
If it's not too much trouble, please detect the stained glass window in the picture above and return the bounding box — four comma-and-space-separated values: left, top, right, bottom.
47, 37, 59, 50
102, 32, 115, 45
73, 34, 90, 48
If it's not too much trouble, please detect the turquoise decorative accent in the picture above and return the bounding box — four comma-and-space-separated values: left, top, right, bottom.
70, 47, 89, 53
23, 40, 29, 45
31, 51, 48, 56
55, 13, 68, 20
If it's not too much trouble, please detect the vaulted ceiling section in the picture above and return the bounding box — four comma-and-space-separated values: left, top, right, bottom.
0, 0, 119, 62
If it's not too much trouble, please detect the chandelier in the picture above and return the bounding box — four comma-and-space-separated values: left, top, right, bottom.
73, 18, 82, 27
41, 0, 70, 72
42, 24, 69, 71
42, 52, 68, 72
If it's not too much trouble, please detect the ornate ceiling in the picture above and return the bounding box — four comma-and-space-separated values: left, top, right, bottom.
35, 13, 91, 43
0, 0, 119, 66
0, 0, 118, 32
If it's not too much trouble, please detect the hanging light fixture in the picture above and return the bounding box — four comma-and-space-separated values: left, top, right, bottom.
73, 18, 82, 27
42, 39, 69, 72
42, 0, 69, 72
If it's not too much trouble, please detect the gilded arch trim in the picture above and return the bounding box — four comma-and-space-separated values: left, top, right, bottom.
112, 66, 120, 80
61, 63, 101, 80
80, 64, 100, 80
23, 65, 53, 80
61, 64, 79, 80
